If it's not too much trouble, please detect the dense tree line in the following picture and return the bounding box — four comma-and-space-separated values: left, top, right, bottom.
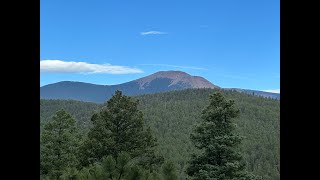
40, 99, 101, 133
41, 91, 177, 180
40, 88, 280, 180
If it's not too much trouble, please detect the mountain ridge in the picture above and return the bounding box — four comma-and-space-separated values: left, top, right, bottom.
40, 70, 279, 103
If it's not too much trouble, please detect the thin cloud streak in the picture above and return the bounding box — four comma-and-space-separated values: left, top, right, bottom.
262, 89, 280, 94
40, 60, 143, 74
140, 31, 167, 35
139, 64, 207, 70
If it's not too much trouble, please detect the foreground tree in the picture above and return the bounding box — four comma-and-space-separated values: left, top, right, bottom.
186, 91, 260, 180
80, 90, 163, 169
40, 109, 81, 179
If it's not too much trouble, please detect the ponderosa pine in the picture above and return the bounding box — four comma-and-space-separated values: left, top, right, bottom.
80, 90, 163, 169
40, 109, 81, 179
187, 92, 260, 180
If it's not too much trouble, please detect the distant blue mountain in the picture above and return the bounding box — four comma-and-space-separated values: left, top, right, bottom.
225, 88, 280, 100
40, 71, 279, 103
40, 71, 218, 103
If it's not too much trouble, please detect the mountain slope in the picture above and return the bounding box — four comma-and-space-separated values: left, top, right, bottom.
135, 71, 217, 89
40, 71, 219, 103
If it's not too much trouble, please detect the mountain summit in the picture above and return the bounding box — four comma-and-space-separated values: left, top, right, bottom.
40, 71, 219, 103
134, 71, 218, 89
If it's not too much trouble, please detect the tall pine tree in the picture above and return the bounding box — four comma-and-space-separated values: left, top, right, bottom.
40, 109, 81, 179
80, 90, 163, 169
186, 91, 260, 180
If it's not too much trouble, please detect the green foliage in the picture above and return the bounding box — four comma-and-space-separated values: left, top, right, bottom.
40, 99, 100, 133
99, 152, 131, 180
127, 165, 144, 180
41, 89, 280, 179
80, 90, 163, 168
58, 153, 162, 180
137, 89, 279, 179
162, 161, 178, 180
79, 163, 105, 180
74, 166, 94, 180
60, 167, 79, 180
186, 91, 260, 180
40, 109, 81, 179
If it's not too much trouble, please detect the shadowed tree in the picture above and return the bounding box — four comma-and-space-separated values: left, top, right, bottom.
80, 90, 163, 170
187, 92, 261, 180
40, 109, 81, 179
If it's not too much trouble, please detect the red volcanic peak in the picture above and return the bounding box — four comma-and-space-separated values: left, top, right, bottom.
134, 71, 219, 89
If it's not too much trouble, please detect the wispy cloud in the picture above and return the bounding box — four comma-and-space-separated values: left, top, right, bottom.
262, 89, 280, 94
40, 60, 143, 74
139, 64, 207, 70
140, 31, 167, 35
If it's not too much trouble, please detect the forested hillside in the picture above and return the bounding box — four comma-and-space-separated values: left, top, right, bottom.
40, 99, 101, 133
40, 88, 280, 179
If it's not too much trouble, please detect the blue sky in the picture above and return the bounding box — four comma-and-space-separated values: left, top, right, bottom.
40, 0, 279, 93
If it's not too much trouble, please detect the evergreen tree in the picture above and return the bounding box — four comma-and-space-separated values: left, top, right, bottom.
80, 90, 163, 169
41, 88, 280, 179
100, 152, 131, 180
162, 161, 178, 180
127, 165, 144, 180
40, 109, 81, 179
83, 163, 105, 180
60, 167, 79, 180
186, 92, 260, 180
